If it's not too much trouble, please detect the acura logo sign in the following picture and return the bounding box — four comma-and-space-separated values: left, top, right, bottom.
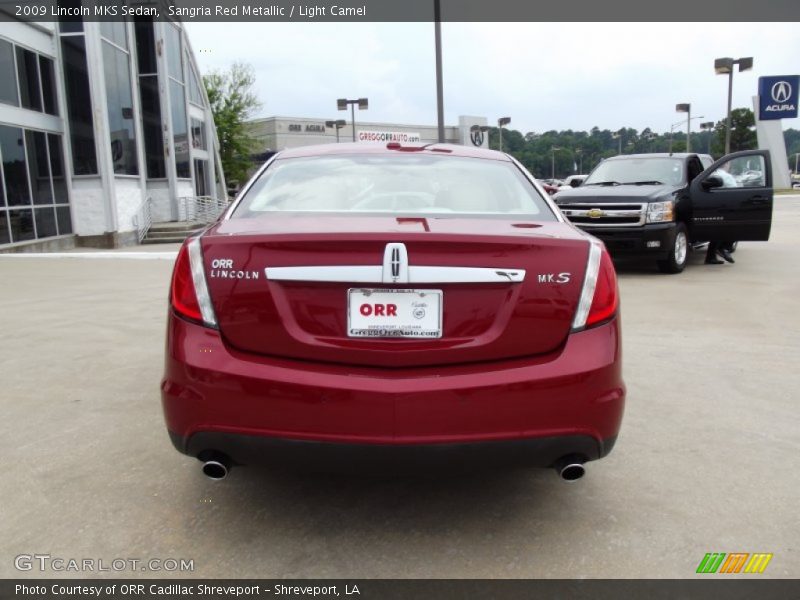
771, 81, 792, 103
470, 129, 484, 147
760, 75, 799, 119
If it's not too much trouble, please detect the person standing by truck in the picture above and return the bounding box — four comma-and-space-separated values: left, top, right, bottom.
704, 167, 739, 265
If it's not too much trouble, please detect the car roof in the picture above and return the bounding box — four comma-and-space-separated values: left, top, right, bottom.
275, 142, 512, 161
605, 153, 703, 160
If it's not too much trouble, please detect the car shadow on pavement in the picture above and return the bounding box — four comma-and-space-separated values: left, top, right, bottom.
186, 461, 587, 541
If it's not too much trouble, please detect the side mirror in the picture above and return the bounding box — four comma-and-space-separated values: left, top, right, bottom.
570, 179, 582, 188
702, 174, 724, 190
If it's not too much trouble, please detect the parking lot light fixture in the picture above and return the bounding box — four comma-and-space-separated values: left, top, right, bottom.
470, 124, 490, 147
700, 121, 715, 154
676, 103, 691, 152
714, 57, 753, 155
337, 98, 369, 142
612, 130, 623, 155
497, 117, 511, 152
325, 119, 347, 143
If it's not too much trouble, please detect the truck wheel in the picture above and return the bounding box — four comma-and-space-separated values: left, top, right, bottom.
657, 223, 688, 274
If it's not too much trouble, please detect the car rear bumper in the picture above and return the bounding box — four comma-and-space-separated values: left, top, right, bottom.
161, 314, 625, 466
580, 223, 676, 257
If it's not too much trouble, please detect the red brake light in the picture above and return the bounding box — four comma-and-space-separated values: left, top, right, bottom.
170, 242, 203, 323
585, 249, 618, 327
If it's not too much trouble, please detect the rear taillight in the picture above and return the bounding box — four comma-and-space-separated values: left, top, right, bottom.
572, 240, 619, 331
169, 237, 217, 328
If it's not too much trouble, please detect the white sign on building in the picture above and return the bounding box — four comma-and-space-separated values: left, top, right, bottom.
358, 131, 422, 143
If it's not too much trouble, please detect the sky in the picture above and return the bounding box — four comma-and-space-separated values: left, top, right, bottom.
184, 22, 800, 135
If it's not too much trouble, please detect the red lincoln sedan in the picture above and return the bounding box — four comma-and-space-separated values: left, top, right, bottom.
161, 142, 624, 482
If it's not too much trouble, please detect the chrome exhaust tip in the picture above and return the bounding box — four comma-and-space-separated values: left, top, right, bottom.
554, 457, 585, 482
201, 456, 230, 480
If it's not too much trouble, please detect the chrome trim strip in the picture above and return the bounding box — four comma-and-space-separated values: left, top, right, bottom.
265, 265, 526, 284
559, 202, 647, 227
266, 266, 384, 283
188, 237, 218, 328
571, 240, 602, 331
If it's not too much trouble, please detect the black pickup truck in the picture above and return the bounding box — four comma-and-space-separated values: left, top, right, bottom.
552, 151, 774, 273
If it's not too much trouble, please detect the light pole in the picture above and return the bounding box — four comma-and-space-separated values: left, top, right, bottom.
337, 97, 368, 142
714, 56, 753, 155
434, 0, 444, 143
669, 116, 704, 153
497, 117, 511, 152
575, 148, 582, 173
325, 119, 346, 143
700, 121, 715, 154
551, 146, 560, 179
676, 103, 691, 152
612, 130, 623, 155
791, 152, 800, 175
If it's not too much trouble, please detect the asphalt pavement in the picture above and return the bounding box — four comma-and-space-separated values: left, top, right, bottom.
1, 198, 798, 578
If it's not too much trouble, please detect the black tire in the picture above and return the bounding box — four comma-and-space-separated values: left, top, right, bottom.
657, 223, 688, 274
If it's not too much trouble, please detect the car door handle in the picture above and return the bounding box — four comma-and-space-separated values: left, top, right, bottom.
745, 196, 769, 205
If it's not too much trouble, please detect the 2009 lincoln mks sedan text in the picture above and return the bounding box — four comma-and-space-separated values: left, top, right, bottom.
161, 142, 625, 482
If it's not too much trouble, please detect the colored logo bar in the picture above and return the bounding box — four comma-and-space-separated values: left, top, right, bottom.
696, 553, 773, 574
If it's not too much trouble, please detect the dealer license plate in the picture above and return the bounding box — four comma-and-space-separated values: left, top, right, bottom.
347, 289, 443, 338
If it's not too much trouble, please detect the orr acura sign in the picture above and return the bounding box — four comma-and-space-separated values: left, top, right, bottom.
758, 75, 800, 120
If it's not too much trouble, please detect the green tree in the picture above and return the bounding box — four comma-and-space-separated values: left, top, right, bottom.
203, 62, 262, 187
710, 108, 757, 156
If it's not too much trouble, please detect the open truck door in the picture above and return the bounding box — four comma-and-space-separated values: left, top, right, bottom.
688, 149, 773, 243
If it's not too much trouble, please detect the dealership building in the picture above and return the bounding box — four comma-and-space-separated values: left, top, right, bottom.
0, 16, 224, 252
247, 115, 490, 158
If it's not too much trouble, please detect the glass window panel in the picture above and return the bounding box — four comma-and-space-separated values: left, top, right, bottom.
165, 25, 183, 82
139, 76, 165, 178
713, 155, 767, 188
47, 134, 68, 203
57, 0, 84, 32
194, 159, 207, 196
0, 39, 19, 106
0, 126, 31, 207
39, 56, 58, 115
0, 212, 10, 244
100, 21, 128, 49
34, 207, 57, 238
9, 209, 35, 242
134, 19, 157, 75
60, 36, 97, 174
25, 130, 53, 205
170, 79, 190, 178
103, 42, 139, 175
56, 206, 73, 235
190, 118, 206, 150
188, 62, 203, 105
16, 47, 42, 112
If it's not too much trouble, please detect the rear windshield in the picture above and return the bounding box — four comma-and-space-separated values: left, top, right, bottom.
584, 157, 685, 186
232, 154, 556, 219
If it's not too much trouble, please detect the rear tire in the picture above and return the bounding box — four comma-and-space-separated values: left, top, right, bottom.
657, 223, 688, 274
